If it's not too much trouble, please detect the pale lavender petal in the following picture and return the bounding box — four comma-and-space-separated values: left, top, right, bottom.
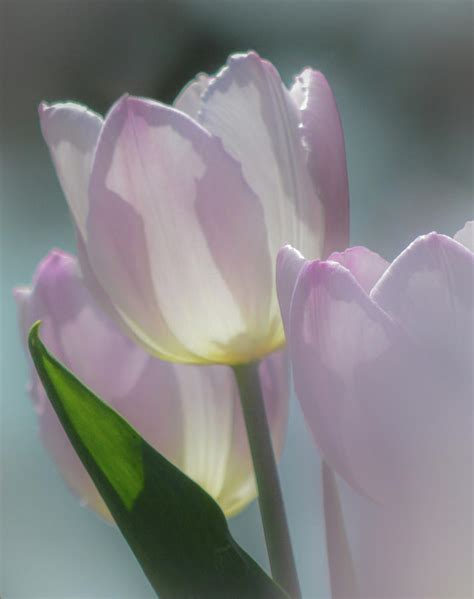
276, 244, 307, 339
289, 259, 400, 501
76, 231, 149, 353
39, 102, 103, 237
322, 463, 358, 599
79, 225, 238, 493
372, 232, 474, 363
291, 69, 349, 257
335, 435, 473, 598
328, 246, 389, 293
289, 235, 473, 596
20, 250, 148, 402
87, 95, 273, 364
454, 220, 474, 252
173, 72, 210, 120
199, 52, 324, 339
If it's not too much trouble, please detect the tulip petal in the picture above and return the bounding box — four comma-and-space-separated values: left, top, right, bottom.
199, 52, 324, 329
22, 251, 148, 403
322, 463, 358, 599
291, 69, 349, 256
290, 236, 473, 596
276, 245, 307, 339
333, 333, 474, 598
335, 453, 473, 597
173, 72, 210, 120
372, 233, 474, 363
454, 220, 474, 252
87, 95, 273, 364
328, 246, 389, 293
124, 361, 236, 503
76, 232, 150, 354
112, 360, 224, 503
289, 259, 402, 501
39, 102, 103, 237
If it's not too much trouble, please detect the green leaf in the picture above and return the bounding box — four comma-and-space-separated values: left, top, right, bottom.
28, 322, 287, 599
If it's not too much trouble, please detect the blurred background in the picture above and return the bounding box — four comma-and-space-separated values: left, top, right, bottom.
1, 1, 472, 597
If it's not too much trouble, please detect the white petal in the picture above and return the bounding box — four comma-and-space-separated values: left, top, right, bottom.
173, 72, 210, 120
291, 69, 349, 257
199, 52, 324, 337
87, 95, 274, 364
289, 259, 400, 502
372, 232, 474, 363
276, 244, 307, 340
39, 102, 103, 237
322, 463, 358, 598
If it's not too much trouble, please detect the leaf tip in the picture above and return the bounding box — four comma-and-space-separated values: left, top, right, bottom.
28, 320, 43, 354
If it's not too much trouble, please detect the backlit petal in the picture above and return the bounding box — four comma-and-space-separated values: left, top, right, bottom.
372, 232, 474, 363
328, 246, 389, 293
276, 244, 307, 339
199, 52, 324, 339
291, 69, 349, 257
289, 259, 400, 501
288, 234, 473, 596
87, 95, 273, 364
173, 72, 210, 120
20, 251, 148, 401
322, 463, 358, 599
39, 102, 103, 237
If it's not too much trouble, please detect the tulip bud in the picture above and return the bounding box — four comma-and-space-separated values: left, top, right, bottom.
39, 51, 348, 365
276, 223, 474, 597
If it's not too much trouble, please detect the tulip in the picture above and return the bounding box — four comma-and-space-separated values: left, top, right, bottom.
39, 51, 348, 365
277, 224, 473, 597
14, 250, 288, 521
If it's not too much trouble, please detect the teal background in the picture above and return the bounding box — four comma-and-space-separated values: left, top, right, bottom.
1, 1, 472, 597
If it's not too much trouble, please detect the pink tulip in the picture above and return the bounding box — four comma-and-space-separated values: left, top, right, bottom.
277, 224, 473, 597
15, 250, 288, 521
39, 51, 348, 365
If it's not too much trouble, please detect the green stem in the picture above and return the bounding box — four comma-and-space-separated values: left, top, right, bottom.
233, 362, 301, 598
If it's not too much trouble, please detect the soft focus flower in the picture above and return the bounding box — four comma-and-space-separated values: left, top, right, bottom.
14, 250, 288, 520
277, 223, 473, 597
39, 51, 348, 365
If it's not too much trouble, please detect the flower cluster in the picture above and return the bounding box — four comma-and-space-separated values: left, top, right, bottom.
15, 52, 473, 597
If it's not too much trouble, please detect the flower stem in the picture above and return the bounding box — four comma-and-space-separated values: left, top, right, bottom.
233, 362, 301, 598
